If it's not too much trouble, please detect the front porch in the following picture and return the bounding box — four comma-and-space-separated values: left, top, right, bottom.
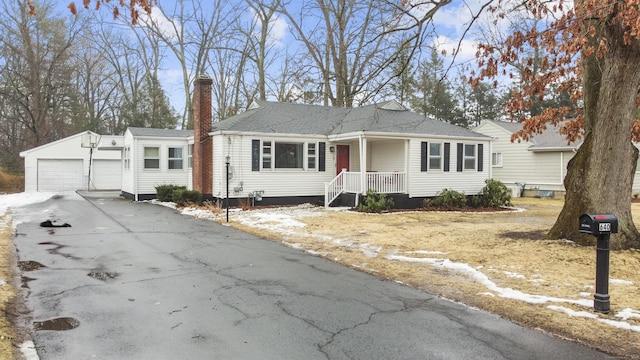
325, 170, 407, 207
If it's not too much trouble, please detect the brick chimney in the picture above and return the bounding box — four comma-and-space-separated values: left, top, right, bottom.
192, 76, 213, 197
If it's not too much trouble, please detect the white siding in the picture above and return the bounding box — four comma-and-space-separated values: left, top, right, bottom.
475, 122, 571, 191
212, 134, 334, 199
368, 141, 404, 172
122, 129, 190, 199
134, 140, 190, 195
408, 139, 491, 197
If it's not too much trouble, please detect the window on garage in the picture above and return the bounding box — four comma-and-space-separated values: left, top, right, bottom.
144, 147, 160, 169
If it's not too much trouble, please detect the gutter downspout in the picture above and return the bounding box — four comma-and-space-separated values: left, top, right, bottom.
134, 136, 138, 201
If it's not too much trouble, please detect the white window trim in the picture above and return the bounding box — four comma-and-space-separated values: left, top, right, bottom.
143, 146, 161, 170
307, 142, 317, 171
463, 144, 476, 170
429, 142, 442, 171
123, 146, 131, 171
492, 152, 503, 167
168, 146, 184, 170
261, 140, 319, 171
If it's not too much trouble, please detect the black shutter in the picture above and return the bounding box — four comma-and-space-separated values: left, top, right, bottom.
318, 142, 326, 172
456, 143, 463, 172
444, 143, 450, 172
477, 144, 484, 172
421, 141, 428, 172
251, 139, 260, 171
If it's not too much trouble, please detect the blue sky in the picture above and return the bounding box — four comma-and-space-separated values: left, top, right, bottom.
57, 1, 526, 118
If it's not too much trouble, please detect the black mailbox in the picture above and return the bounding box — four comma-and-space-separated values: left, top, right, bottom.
579, 214, 618, 235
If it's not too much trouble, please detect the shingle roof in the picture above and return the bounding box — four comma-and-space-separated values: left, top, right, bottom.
212, 101, 489, 139
487, 121, 578, 150
128, 127, 193, 138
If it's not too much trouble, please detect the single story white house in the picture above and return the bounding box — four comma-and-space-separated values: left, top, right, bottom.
20, 131, 123, 192
20, 78, 495, 208
474, 120, 640, 196
190, 77, 493, 207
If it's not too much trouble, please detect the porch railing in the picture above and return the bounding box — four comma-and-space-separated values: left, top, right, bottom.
325, 171, 406, 207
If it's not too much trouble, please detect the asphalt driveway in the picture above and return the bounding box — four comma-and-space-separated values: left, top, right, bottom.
10, 191, 611, 359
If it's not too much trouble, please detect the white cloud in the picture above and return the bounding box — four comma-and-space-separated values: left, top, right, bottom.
139, 4, 181, 42
248, 7, 289, 48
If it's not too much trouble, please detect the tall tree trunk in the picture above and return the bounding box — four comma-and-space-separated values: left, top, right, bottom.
548, 22, 640, 249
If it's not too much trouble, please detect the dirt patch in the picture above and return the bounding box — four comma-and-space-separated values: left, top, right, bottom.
226, 198, 640, 358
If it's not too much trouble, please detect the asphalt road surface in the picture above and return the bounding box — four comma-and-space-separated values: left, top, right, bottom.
10, 191, 611, 359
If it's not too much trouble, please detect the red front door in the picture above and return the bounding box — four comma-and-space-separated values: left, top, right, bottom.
336, 145, 350, 175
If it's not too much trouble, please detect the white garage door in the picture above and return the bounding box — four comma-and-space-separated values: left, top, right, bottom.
92, 159, 122, 190
38, 159, 85, 191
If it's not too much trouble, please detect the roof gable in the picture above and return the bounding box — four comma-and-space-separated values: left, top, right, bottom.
19, 130, 100, 156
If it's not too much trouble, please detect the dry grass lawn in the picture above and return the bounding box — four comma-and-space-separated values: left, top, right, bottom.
1, 197, 640, 358
0, 214, 16, 359
228, 198, 640, 359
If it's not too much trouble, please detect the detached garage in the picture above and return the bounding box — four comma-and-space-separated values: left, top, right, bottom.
20, 131, 124, 192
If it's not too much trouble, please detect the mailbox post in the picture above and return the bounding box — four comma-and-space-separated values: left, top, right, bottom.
578, 213, 618, 313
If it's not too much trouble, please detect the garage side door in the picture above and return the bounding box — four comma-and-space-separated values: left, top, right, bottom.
92, 159, 122, 190
38, 159, 84, 191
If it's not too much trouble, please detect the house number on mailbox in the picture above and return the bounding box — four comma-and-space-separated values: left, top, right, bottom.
599, 223, 611, 232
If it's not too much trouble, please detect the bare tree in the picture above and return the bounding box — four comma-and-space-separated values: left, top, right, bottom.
0, 0, 81, 169
276, 0, 452, 107
136, 0, 236, 129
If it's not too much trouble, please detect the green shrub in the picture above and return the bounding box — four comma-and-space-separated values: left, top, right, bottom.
173, 189, 202, 206
475, 179, 512, 207
358, 189, 394, 213
155, 184, 187, 202
428, 189, 467, 209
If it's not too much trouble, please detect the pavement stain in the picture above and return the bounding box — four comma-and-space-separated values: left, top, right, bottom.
33, 317, 79, 331
38, 241, 81, 260
17, 261, 46, 272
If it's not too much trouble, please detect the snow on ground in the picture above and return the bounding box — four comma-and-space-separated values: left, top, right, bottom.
0, 192, 53, 226
175, 201, 640, 333
2, 193, 639, 334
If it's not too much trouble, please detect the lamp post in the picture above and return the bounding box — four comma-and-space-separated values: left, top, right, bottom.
225, 156, 230, 223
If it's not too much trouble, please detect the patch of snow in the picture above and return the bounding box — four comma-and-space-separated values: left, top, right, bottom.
616, 308, 640, 321
549, 305, 640, 332
386, 254, 593, 307
359, 243, 382, 258
610, 279, 633, 285
0, 192, 54, 217
406, 250, 449, 255
19, 340, 39, 360
579, 292, 591, 298
503, 271, 526, 279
